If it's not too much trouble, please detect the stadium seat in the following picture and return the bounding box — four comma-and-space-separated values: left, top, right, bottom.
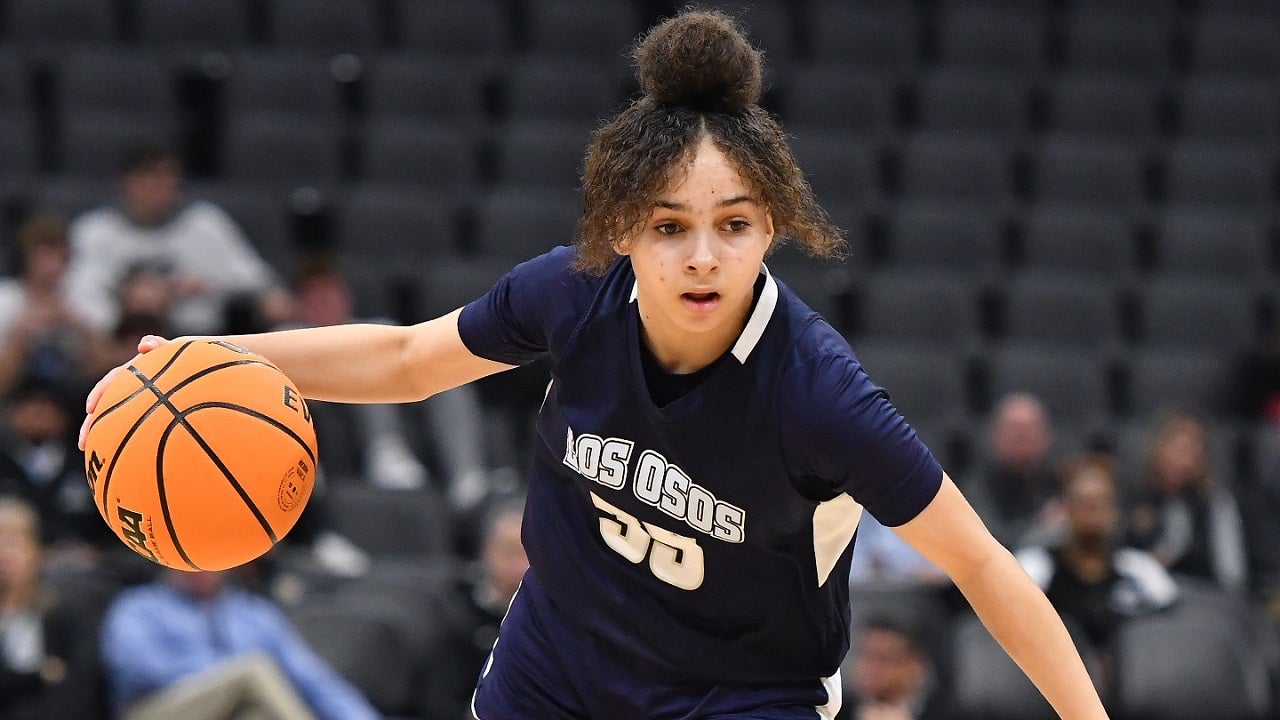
934, 6, 1049, 74
52, 49, 178, 120
499, 58, 624, 125
4, 0, 118, 51
1160, 141, 1276, 213
58, 111, 180, 177
1113, 581, 1272, 720
1029, 136, 1147, 211
1177, 77, 1280, 145
361, 55, 487, 124
0, 111, 38, 177
1123, 348, 1238, 419
358, 119, 478, 190
782, 67, 896, 139
1044, 72, 1166, 143
949, 612, 1060, 720
417, 255, 515, 320
851, 345, 972, 435
223, 52, 345, 119
491, 120, 591, 193
1188, 17, 1280, 81
787, 133, 880, 211
265, 0, 382, 56
323, 484, 455, 559
520, 0, 641, 61
982, 344, 1113, 427
1153, 208, 1269, 283
855, 272, 982, 351
133, 0, 251, 52
998, 274, 1124, 350
895, 135, 1015, 205
473, 188, 581, 261
335, 187, 460, 269
1135, 277, 1257, 351
806, 1, 921, 76
26, 176, 113, 220
221, 113, 344, 188
884, 200, 1005, 275
1058, 8, 1176, 78
288, 603, 415, 716
912, 68, 1031, 139
394, 0, 509, 59
1018, 204, 1137, 280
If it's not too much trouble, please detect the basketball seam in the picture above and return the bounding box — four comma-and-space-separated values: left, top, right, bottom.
95, 353, 281, 523
93, 339, 201, 522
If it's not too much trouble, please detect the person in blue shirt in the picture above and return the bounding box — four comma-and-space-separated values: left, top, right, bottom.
99, 568, 380, 720
81, 10, 1109, 720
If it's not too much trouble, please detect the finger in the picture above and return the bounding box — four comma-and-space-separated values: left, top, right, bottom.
138, 335, 170, 353
79, 367, 122, 450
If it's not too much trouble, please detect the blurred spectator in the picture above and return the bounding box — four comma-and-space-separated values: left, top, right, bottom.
1127, 409, 1248, 592
0, 496, 109, 720
420, 494, 527, 720
64, 144, 293, 338
96, 259, 180, 372
966, 393, 1062, 548
0, 214, 107, 399
849, 513, 946, 586
0, 377, 116, 562
1016, 453, 1177, 676
100, 567, 380, 720
280, 255, 491, 511
837, 613, 952, 720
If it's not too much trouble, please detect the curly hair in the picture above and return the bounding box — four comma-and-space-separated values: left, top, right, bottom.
573, 9, 846, 274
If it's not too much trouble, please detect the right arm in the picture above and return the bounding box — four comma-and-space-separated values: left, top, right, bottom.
82, 309, 515, 448
214, 308, 514, 403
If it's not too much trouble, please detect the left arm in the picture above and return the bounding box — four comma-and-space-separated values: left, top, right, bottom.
894, 475, 1109, 720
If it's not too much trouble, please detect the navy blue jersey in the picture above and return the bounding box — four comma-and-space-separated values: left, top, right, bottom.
458, 246, 942, 684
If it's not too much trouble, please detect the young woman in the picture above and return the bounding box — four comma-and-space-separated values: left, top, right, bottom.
81, 11, 1108, 720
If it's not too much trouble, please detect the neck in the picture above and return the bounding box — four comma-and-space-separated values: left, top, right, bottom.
636, 291, 753, 375
1062, 539, 1110, 581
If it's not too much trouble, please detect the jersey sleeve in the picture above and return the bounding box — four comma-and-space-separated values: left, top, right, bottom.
457, 245, 584, 366
779, 352, 943, 527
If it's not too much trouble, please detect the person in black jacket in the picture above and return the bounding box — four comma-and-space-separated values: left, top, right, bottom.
0, 495, 110, 720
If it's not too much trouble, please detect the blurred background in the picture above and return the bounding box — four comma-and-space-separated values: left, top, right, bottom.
1, 0, 1279, 719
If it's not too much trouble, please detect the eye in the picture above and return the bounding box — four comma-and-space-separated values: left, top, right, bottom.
654, 221, 682, 235
725, 219, 751, 232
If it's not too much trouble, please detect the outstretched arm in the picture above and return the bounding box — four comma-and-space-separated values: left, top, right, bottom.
80, 308, 515, 448
894, 475, 1109, 720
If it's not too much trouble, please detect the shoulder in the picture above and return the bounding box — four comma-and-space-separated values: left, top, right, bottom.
69, 206, 128, 242
1115, 547, 1180, 606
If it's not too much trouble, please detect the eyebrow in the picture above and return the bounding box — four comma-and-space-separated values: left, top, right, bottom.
654, 195, 759, 211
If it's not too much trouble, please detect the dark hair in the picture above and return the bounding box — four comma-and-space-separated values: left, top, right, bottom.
16, 214, 68, 254
574, 9, 845, 274
120, 142, 181, 175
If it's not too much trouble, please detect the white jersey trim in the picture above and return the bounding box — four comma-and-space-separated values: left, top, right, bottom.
817, 670, 842, 720
813, 493, 864, 586
627, 264, 779, 364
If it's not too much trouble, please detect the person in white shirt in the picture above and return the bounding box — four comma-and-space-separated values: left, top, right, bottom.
64, 144, 292, 337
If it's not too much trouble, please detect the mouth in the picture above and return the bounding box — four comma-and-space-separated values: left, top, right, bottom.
681, 291, 721, 313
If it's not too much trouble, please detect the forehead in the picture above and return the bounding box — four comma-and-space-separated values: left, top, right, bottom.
656, 137, 756, 205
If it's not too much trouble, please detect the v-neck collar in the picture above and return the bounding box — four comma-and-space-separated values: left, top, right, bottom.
625, 265, 779, 422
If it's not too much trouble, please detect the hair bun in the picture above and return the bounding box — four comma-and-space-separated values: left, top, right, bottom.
634, 10, 763, 113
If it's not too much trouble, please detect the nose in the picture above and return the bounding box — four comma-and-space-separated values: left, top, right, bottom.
685, 230, 720, 275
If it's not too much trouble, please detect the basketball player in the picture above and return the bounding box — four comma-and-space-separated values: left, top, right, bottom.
82, 11, 1109, 720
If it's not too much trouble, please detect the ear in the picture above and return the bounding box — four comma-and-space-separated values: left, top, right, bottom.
764, 209, 776, 247
612, 236, 633, 256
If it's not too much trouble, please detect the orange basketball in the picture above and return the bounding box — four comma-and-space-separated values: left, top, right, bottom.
83, 339, 317, 571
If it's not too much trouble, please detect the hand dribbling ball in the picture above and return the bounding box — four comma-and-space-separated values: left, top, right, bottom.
84, 339, 317, 571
